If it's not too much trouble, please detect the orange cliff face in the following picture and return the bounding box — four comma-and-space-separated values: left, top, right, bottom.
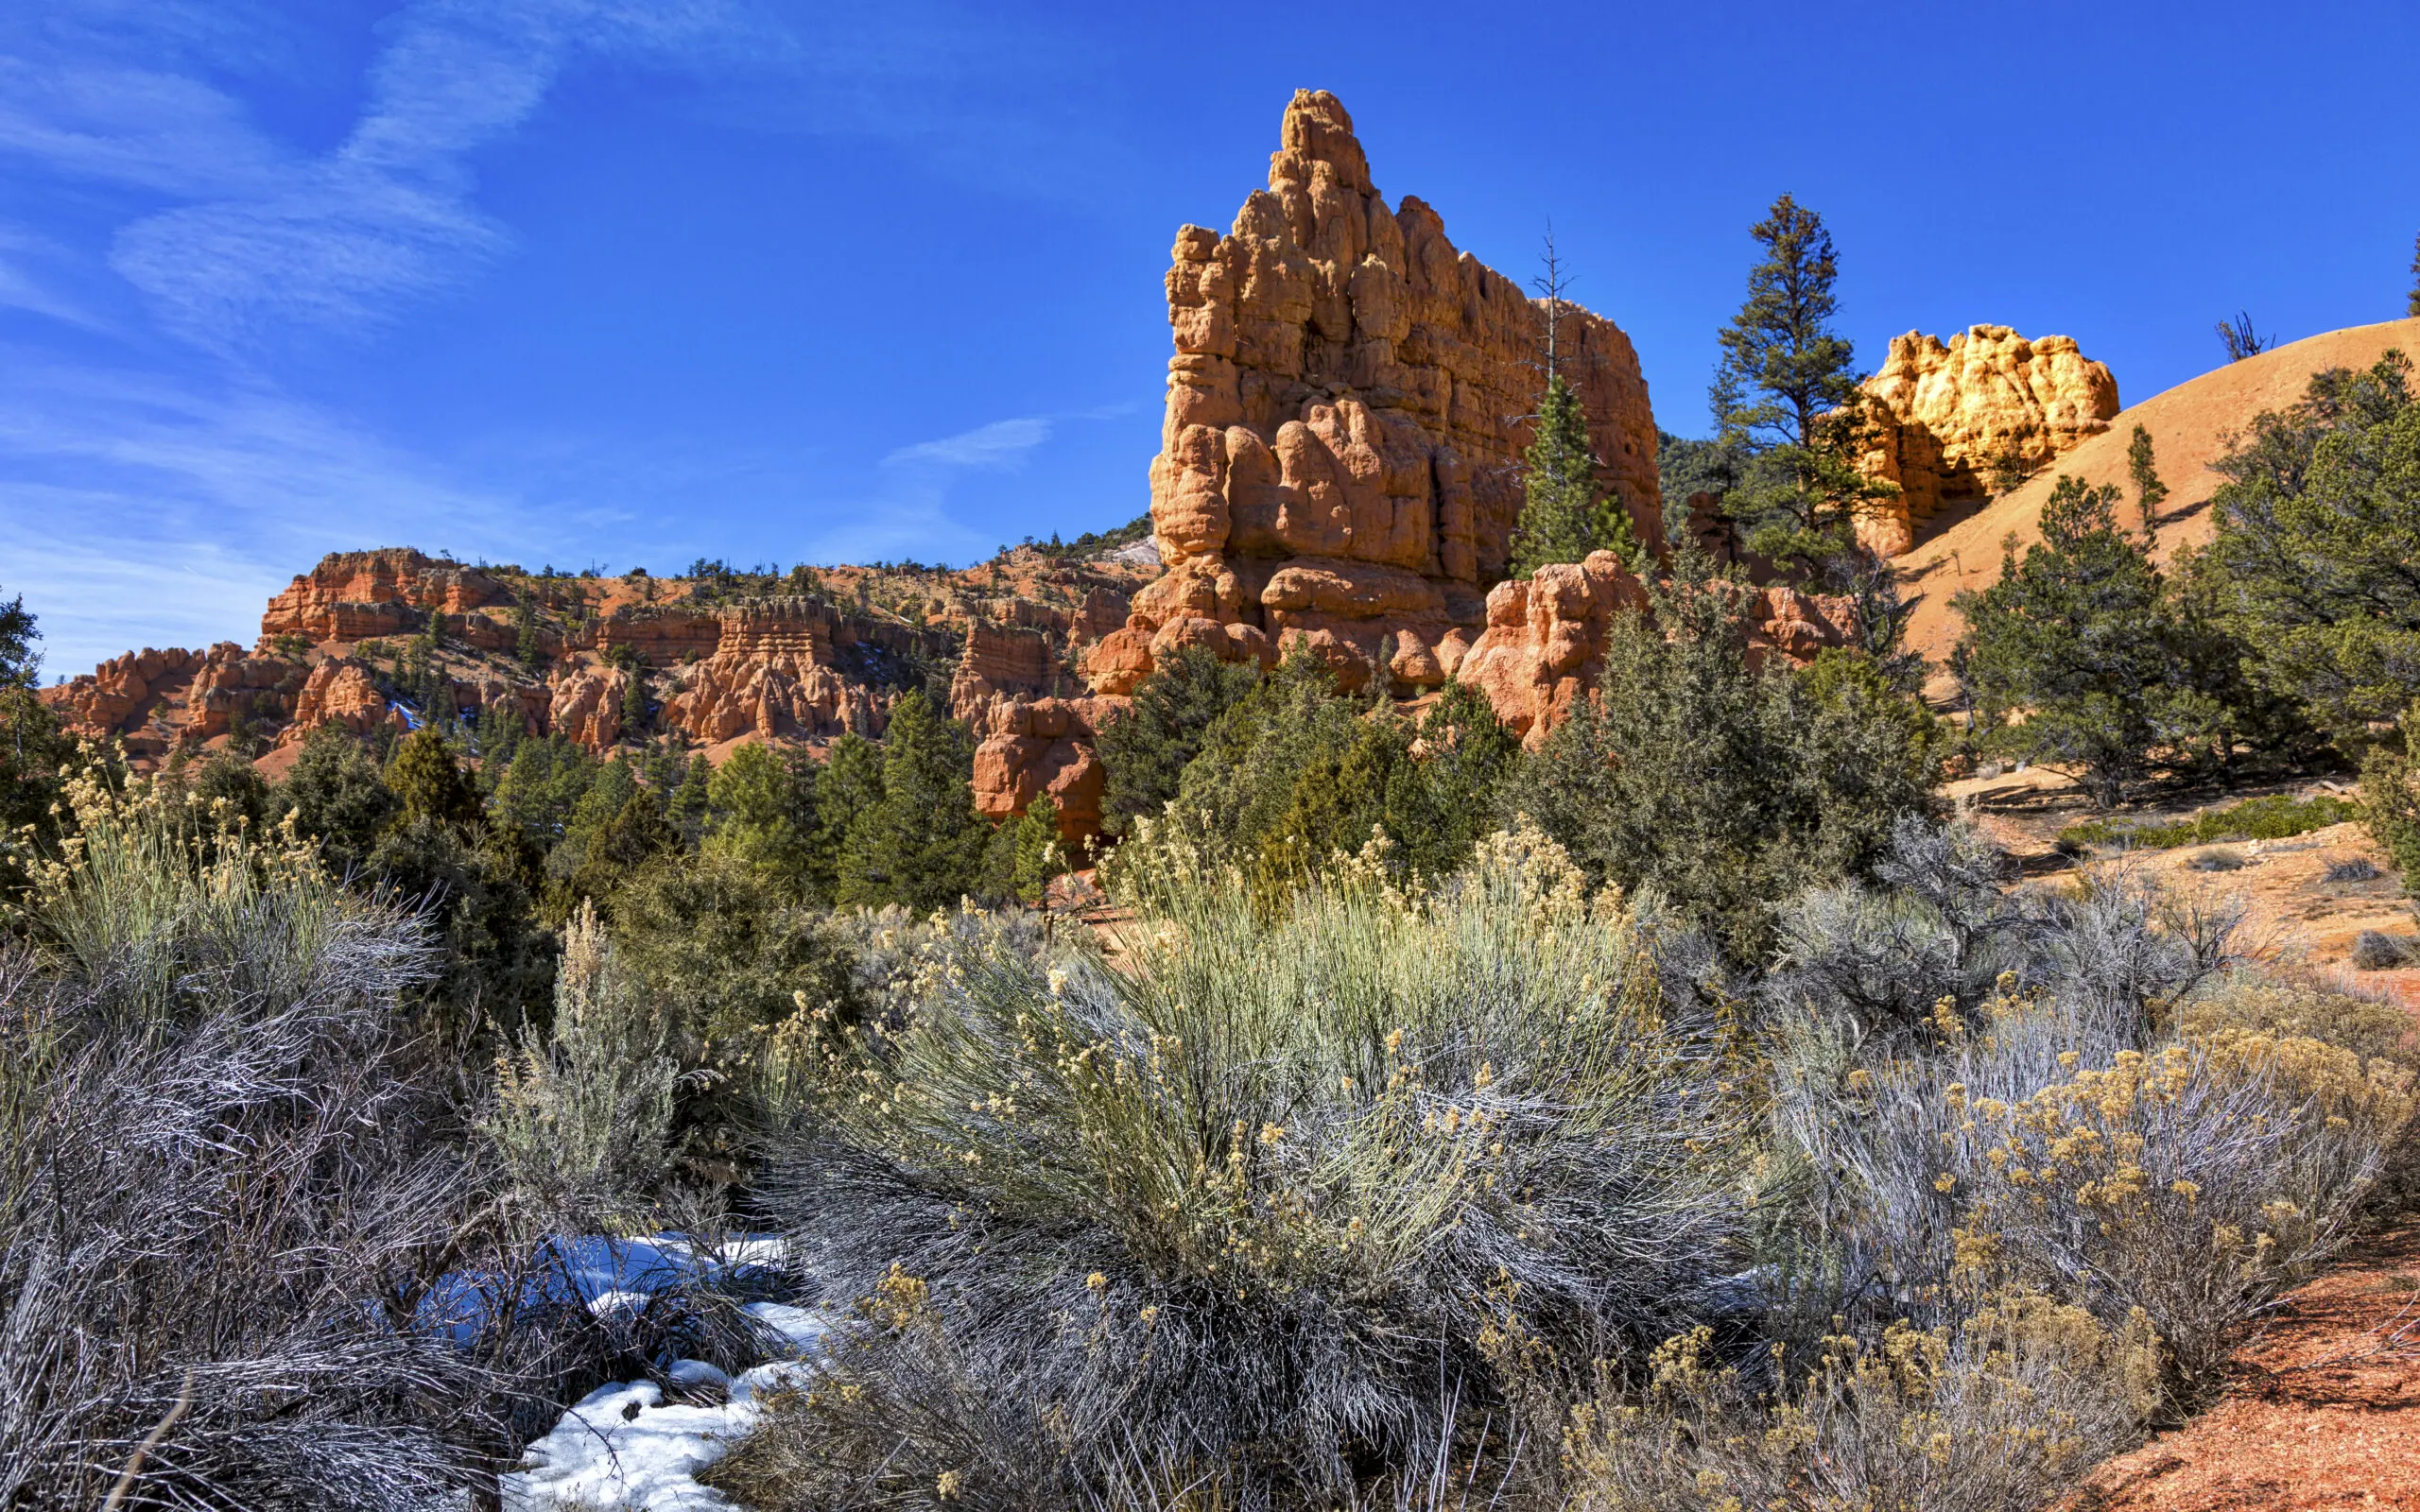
1100, 88, 1664, 701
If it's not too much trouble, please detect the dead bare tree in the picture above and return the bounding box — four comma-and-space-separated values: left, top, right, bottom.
2216, 310, 2274, 362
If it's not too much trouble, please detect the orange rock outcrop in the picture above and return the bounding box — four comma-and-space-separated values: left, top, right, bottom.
1858, 325, 2119, 556
1110, 89, 1661, 696
1455, 551, 1858, 745
260, 548, 506, 643
966, 696, 1114, 844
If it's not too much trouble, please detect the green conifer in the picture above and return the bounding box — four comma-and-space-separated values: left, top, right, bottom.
1709, 194, 1894, 574
2126, 423, 2169, 539
836, 693, 989, 912
702, 741, 812, 887
1511, 372, 1639, 576
386, 727, 483, 832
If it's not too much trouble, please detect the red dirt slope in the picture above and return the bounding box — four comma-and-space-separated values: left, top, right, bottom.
2076, 1223, 2420, 1510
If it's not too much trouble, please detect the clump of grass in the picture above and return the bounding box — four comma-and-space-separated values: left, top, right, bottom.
1562, 1294, 2158, 1512
740, 823, 1749, 1508
2352, 930, 2416, 971
2326, 855, 2382, 883
2187, 847, 2247, 871
2059, 793, 2360, 853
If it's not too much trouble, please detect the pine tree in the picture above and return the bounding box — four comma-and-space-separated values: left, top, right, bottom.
835, 693, 989, 912
567, 783, 681, 910
1709, 193, 1894, 574
1509, 373, 1641, 576
2126, 424, 2169, 539
807, 734, 885, 903
702, 740, 813, 888
2409, 231, 2420, 318
1096, 647, 1260, 837
667, 754, 712, 844
1954, 475, 2267, 807
619, 660, 650, 737
0, 588, 72, 850
277, 725, 400, 875
983, 794, 1065, 905
2207, 350, 2420, 732
386, 727, 483, 832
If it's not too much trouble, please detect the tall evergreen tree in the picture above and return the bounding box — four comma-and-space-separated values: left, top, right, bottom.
2409, 231, 2420, 318
567, 783, 681, 911
1096, 647, 1260, 837
1956, 476, 2277, 806
2126, 423, 2169, 539
1509, 373, 1640, 576
386, 727, 483, 832
0, 588, 72, 855
702, 740, 814, 889
1709, 194, 1894, 574
836, 693, 990, 912
807, 734, 885, 904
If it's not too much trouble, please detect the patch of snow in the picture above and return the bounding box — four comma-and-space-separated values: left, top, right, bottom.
742, 1301, 829, 1353
504, 1361, 824, 1511
497, 1235, 830, 1511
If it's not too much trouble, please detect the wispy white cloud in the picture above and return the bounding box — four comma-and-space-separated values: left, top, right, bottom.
0, 226, 107, 329
884, 417, 1053, 471
0, 348, 550, 670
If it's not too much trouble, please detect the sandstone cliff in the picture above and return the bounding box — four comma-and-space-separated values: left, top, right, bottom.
1110, 89, 1661, 697
1858, 325, 2119, 556
45, 545, 1150, 797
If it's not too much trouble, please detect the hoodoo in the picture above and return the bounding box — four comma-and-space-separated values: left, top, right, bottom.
1092, 89, 1664, 697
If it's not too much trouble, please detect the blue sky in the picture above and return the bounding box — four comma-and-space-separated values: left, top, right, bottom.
5, 0, 2416, 674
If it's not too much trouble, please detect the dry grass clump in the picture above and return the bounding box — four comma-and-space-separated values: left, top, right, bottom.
0, 768, 508, 1508
1562, 1293, 2158, 1512
1764, 838, 2411, 1408
727, 823, 1749, 1509
482, 900, 685, 1223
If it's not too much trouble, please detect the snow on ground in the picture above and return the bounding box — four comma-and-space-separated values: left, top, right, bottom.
503, 1354, 818, 1511
500, 1244, 833, 1512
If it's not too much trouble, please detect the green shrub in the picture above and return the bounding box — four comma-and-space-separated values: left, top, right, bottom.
747, 824, 1747, 1506
2057, 792, 2360, 852
1094, 646, 1259, 838
1512, 572, 1941, 964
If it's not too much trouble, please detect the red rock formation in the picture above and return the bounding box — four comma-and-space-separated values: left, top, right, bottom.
1107, 90, 1662, 697
655, 598, 944, 745
283, 658, 407, 744
548, 663, 631, 748
967, 696, 1115, 843
260, 548, 505, 643
597, 603, 723, 664
1458, 551, 1858, 747
950, 622, 1063, 710
1858, 326, 2119, 556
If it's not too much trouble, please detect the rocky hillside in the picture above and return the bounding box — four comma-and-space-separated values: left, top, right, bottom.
44, 544, 1153, 833
1893, 316, 2420, 663
46, 89, 1870, 835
